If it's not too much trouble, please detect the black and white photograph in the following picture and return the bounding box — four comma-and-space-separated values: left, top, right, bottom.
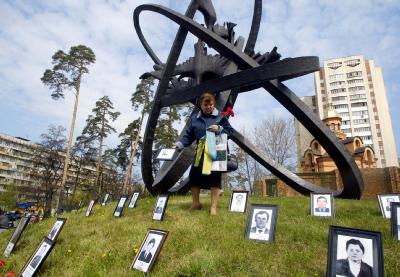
3, 216, 30, 257
86, 199, 95, 217
156, 148, 176, 161
390, 202, 400, 240
128, 192, 140, 208
311, 193, 334, 217
152, 194, 169, 221
19, 237, 55, 277
101, 192, 110, 206
113, 195, 128, 217
246, 204, 278, 243
326, 225, 384, 277
131, 229, 168, 274
377, 194, 400, 219
229, 191, 249, 213
47, 218, 66, 241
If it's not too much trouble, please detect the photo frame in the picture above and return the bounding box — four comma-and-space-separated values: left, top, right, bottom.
152, 194, 169, 221
128, 192, 140, 208
377, 194, 400, 219
155, 148, 176, 161
229, 191, 249, 213
131, 229, 168, 274
86, 199, 96, 217
113, 195, 128, 217
19, 237, 56, 277
3, 216, 30, 257
245, 204, 278, 243
101, 192, 110, 206
326, 225, 384, 277
390, 202, 400, 240
47, 218, 66, 241
311, 193, 334, 218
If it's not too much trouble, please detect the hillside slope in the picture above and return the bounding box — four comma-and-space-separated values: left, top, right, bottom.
0, 195, 399, 276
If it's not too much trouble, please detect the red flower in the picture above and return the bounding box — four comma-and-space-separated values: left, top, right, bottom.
0, 259, 5, 267
221, 106, 234, 118
6, 272, 16, 277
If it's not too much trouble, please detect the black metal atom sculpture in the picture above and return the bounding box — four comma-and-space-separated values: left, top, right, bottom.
133, 0, 364, 199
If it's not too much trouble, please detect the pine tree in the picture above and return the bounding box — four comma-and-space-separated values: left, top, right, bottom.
41, 45, 95, 211
81, 96, 120, 195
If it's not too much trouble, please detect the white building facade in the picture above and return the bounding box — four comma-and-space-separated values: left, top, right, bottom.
314, 55, 398, 167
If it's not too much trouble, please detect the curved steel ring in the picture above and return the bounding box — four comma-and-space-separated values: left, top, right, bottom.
134, 4, 364, 198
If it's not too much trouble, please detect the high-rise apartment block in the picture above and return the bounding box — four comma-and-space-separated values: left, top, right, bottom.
313, 55, 398, 168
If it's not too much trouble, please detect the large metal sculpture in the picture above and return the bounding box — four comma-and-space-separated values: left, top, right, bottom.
133, 0, 364, 199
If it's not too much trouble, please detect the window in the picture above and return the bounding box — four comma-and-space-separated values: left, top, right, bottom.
327, 62, 342, 69
347, 71, 362, 78
351, 102, 367, 108
348, 79, 364, 85
354, 127, 371, 132
350, 94, 366, 100
341, 128, 351, 133
352, 110, 368, 116
361, 136, 372, 141
329, 74, 345, 80
331, 88, 346, 94
353, 119, 369, 125
342, 120, 350, 125
330, 81, 346, 86
348, 86, 365, 92
332, 96, 347, 102
338, 112, 350, 118
345, 59, 361, 67
334, 104, 348, 109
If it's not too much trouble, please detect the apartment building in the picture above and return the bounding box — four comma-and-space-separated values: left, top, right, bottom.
0, 133, 113, 199
313, 55, 398, 168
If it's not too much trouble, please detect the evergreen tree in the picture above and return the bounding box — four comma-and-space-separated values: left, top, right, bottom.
81, 96, 120, 195
119, 78, 155, 192
41, 45, 96, 211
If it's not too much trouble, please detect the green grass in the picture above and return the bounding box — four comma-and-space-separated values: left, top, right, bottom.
0, 195, 399, 276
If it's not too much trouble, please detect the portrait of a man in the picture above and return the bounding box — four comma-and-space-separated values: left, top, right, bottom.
129, 193, 139, 208
315, 196, 330, 212
48, 221, 63, 240
138, 238, 155, 263
378, 194, 400, 218
131, 230, 168, 274
249, 210, 270, 241
114, 197, 127, 217
154, 198, 165, 214
336, 238, 373, 277
230, 192, 247, 212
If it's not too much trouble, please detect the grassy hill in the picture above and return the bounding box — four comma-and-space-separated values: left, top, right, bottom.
0, 195, 399, 276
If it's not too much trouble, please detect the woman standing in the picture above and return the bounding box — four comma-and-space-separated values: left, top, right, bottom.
176, 92, 233, 215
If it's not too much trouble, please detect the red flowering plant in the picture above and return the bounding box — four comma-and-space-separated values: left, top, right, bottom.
6, 272, 16, 277
0, 259, 5, 267
221, 106, 234, 118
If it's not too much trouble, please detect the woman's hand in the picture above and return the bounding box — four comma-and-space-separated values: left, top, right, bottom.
207, 125, 219, 133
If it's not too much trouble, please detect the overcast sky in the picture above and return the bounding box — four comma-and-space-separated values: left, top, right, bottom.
1, 0, 399, 159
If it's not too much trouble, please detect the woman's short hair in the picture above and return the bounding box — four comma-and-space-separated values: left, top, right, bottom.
199, 91, 215, 105
345, 239, 365, 253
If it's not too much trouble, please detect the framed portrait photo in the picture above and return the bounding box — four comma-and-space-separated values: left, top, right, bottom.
3, 216, 30, 257
86, 199, 96, 217
311, 193, 334, 218
19, 237, 55, 277
326, 225, 384, 277
114, 195, 128, 217
47, 218, 66, 242
377, 194, 400, 219
152, 194, 169, 221
245, 204, 278, 243
155, 148, 176, 161
101, 192, 110, 207
128, 192, 140, 208
229, 191, 249, 213
390, 202, 400, 240
131, 229, 168, 274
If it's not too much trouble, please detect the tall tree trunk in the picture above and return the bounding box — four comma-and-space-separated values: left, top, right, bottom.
122, 111, 145, 193
56, 75, 82, 212
95, 111, 106, 195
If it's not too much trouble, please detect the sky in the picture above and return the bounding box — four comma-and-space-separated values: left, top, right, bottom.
1, 0, 399, 160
